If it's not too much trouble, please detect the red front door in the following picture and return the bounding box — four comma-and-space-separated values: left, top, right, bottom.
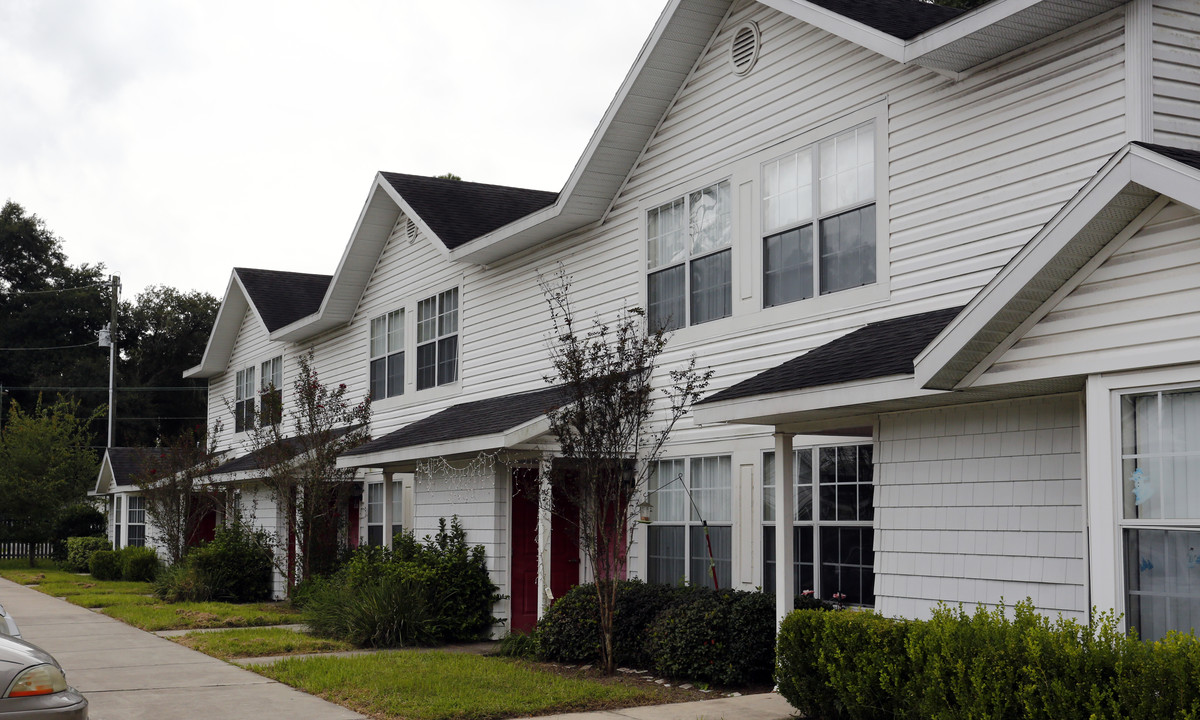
510, 469, 539, 632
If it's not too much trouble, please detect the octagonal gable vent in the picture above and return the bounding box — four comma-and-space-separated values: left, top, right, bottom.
730, 22, 760, 76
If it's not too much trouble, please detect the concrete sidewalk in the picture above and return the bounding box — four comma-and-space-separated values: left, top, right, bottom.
0, 577, 798, 720
0, 577, 364, 720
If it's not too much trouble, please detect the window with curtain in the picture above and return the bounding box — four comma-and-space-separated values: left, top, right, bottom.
647, 180, 732, 331
647, 456, 732, 589
259, 355, 283, 425
234, 366, 256, 433
126, 495, 146, 548
369, 309, 405, 400
763, 443, 874, 606
416, 288, 458, 390
1119, 387, 1200, 641
762, 124, 876, 308
366, 481, 404, 547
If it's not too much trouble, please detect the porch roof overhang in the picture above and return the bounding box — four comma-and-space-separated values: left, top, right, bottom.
204, 426, 357, 485
93, 447, 148, 496
337, 386, 571, 473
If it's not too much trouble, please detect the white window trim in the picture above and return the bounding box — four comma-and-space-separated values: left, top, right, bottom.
364, 282, 464, 410
259, 355, 283, 426
369, 310, 405, 401
126, 494, 146, 548
234, 366, 256, 434
416, 287, 460, 391
1085, 364, 1200, 628
637, 101, 890, 350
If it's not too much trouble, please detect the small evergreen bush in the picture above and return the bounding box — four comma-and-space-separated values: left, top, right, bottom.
65, 536, 110, 572
645, 588, 776, 686
185, 524, 274, 602
119, 545, 159, 582
88, 549, 122, 580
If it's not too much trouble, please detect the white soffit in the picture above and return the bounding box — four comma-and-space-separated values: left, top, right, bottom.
915, 144, 1200, 391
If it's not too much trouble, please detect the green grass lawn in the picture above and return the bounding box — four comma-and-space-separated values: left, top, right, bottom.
171, 627, 352, 659
256, 651, 663, 720
63, 592, 159, 609
103, 601, 300, 631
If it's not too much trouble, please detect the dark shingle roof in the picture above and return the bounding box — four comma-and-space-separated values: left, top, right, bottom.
235, 268, 332, 332
808, 0, 967, 40
343, 386, 572, 457
209, 427, 355, 475
699, 306, 965, 405
104, 447, 151, 488
1133, 142, 1200, 172
380, 173, 558, 250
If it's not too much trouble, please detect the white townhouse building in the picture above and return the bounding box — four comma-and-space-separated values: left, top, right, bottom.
100, 0, 1200, 639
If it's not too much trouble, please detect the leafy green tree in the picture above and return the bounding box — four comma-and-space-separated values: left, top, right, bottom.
0, 396, 100, 565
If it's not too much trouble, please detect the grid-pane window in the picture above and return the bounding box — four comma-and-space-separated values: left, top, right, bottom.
1119, 388, 1200, 640
259, 356, 282, 426
127, 496, 146, 548
369, 310, 405, 400
647, 181, 732, 330
416, 289, 458, 390
234, 367, 255, 433
762, 124, 876, 308
763, 443, 874, 606
647, 457, 731, 589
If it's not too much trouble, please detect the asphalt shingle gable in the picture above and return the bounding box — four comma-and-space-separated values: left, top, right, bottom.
343, 386, 572, 457
104, 447, 150, 488
235, 268, 332, 332
807, 0, 966, 41
699, 306, 965, 405
380, 173, 558, 250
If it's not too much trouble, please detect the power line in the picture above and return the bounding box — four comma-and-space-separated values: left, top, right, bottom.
0, 340, 100, 351
0, 281, 110, 297
3, 386, 206, 392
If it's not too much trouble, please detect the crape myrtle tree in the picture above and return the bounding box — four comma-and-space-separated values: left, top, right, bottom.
538, 270, 712, 675
132, 424, 225, 565
248, 351, 370, 588
0, 396, 100, 566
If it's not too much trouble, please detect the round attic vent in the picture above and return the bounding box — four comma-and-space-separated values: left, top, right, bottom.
730, 22, 760, 76
405, 218, 418, 243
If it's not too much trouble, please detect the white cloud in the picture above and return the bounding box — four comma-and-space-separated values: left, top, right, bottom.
1, 0, 665, 300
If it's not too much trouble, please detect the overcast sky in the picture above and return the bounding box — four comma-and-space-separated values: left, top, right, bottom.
1, 0, 667, 301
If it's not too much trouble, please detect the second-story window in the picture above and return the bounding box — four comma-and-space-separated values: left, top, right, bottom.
234, 366, 255, 433
259, 356, 282, 426
762, 124, 876, 307
369, 309, 405, 400
647, 180, 732, 331
416, 288, 458, 390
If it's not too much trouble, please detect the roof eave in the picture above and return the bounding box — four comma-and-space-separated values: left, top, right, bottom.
337, 416, 553, 471
182, 272, 255, 380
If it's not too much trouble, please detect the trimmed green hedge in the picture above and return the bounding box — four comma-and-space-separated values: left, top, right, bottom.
538, 581, 782, 685
66, 536, 111, 572
777, 601, 1200, 720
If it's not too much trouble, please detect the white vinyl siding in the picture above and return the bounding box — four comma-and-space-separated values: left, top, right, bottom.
1153, 0, 1200, 149
874, 396, 1086, 620
982, 202, 1200, 385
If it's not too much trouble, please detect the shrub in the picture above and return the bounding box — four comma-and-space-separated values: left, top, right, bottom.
537, 583, 600, 663
395, 518, 499, 642
88, 550, 122, 580
153, 564, 209, 603
119, 545, 159, 582
51, 504, 106, 562
645, 588, 776, 686
304, 574, 433, 647
494, 630, 540, 658
65, 536, 110, 572
775, 601, 1200, 720
185, 524, 275, 603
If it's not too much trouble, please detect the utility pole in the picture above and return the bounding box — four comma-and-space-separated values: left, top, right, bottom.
98, 275, 120, 449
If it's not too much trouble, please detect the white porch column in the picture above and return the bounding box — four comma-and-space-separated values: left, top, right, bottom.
536, 457, 554, 621
774, 431, 795, 626
382, 472, 395, 550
